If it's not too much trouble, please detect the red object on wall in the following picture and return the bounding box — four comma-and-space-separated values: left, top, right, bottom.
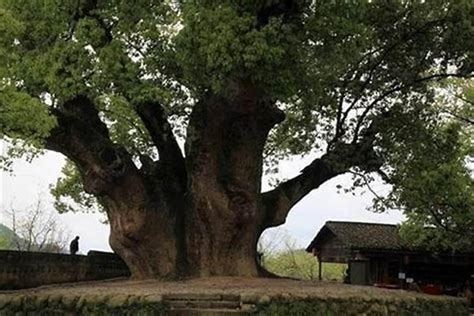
421, 284, 442, 295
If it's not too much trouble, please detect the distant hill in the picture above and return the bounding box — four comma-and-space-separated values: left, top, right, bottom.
0, 223, 14, 237
0, 223, 15, 249
0, 223, 64, 253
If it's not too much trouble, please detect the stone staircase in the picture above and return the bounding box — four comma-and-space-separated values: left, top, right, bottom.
163, 293, 256, 315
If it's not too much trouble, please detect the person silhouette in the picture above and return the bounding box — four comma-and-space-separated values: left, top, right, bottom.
70, 236, 80, 255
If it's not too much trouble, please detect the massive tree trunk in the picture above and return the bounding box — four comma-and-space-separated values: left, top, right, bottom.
184, 87, 284, 277
43, 88, 380, 279
95, 87, 289, 278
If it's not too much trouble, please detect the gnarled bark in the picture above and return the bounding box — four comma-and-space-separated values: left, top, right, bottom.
45, 95, 185, 279
184, 87, 284, 277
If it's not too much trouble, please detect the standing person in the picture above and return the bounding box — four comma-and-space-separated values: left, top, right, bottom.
69, 236, 79, 255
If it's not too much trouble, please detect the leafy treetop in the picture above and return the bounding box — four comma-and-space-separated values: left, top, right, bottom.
0, 0, 473, 239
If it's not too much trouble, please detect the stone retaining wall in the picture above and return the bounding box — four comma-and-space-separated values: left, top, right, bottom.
255, 297, 468, 315
0, 292, 468, 315
0, 250, 130, 290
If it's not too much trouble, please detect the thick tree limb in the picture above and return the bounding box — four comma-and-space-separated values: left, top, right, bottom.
45, 95, 131, 195
134, 101, 186, 189
46, 96, 111, 158
261, 154, 343, 229
63, 0, 186, 187
261, 137, 383, 229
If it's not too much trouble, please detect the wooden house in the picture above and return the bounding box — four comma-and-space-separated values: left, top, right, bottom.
306, 221, 474, 288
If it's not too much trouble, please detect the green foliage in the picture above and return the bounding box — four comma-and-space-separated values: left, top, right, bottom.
263, 249, 346, 281
266, 0, 474, 161
95, 94, 156, 158
175, 1, 303, 96
0, 87, 57, 170
0, 236, 6, 249
378, 81, 474, 251
0, 0, 473, 228
0, 88, 56, 137
50, 160, 98, 213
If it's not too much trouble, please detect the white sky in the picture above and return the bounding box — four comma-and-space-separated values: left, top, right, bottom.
0, 142, 405, 254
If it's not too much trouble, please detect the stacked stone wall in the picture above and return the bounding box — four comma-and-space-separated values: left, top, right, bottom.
0, 250, 130, 290
0, 294, 468, 315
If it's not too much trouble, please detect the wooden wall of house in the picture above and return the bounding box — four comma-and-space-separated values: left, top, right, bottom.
355, 251, 474, 286
315, 230, 347, 263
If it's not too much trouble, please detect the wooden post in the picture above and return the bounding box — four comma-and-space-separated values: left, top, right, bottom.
318, 255, 322, 281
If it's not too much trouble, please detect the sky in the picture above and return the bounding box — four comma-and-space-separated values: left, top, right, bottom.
0, 142, 405, 254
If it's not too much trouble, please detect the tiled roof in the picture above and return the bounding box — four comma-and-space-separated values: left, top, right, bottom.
306, 221, 405, 252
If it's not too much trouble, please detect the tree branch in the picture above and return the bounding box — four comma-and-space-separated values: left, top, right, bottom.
349, 171, 383, 201
261, 117, 389, 230
453, 94, 474, 107
351, 73, 469, 143
427, 205, 474, 237
261, 155, 342, 229
64, 0, 186, 187
260, 139, 378, 229
333, 16, 450, 145
45, 95, 134, 195
441, 109, 474, 125
134, 101, 186, 189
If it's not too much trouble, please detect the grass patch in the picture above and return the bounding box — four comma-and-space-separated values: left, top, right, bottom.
262, 249, 347, 281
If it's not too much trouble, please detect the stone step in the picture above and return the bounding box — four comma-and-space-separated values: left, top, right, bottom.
165, 300, 241, 309
169, 308, 250, 316
163, 293, 240, 301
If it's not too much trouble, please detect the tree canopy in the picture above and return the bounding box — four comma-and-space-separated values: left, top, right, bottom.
0, 0, 473, 277
1, 0, 472, 205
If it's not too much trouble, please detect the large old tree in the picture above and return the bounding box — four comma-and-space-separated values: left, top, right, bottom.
1, 0, 473, 278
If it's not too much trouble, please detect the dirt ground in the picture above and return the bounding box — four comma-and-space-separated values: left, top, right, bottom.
0, 277, 461, 302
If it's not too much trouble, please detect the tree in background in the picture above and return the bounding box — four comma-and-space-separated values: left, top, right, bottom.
1, 0, 473, 278
398, 80, 473, 252
257, 227, 292, 260
258, 228, 345, 281
6, 199, 70, 253
264, 249, 346, 281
